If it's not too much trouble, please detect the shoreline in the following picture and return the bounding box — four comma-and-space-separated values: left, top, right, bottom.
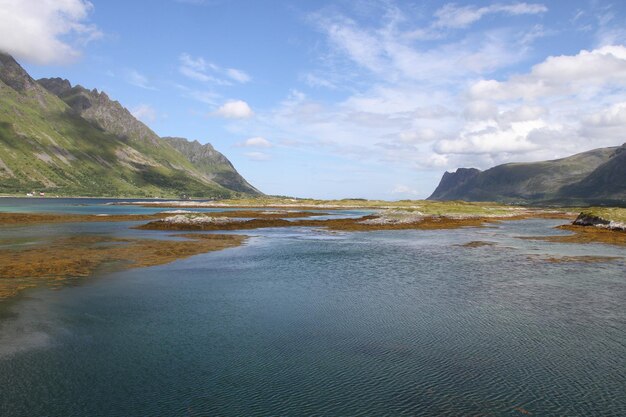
1, 203, 624, 302
0, 210, 327, 226
0, 233, 247, 300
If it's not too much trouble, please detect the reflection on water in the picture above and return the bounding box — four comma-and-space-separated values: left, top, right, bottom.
0, 200, 625, 416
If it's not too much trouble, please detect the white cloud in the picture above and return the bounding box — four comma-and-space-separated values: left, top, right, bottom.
126, 70, 155, 90
435, 119, 547, 155
131, 104, 157, 123
0, 0, 101, 64
244, 151, 270, 161
214, 100, 254, 119
238, 137, 272, 148
580, 102, 626, 142
586, 102, 626, 126
226, 68, 251, 83
175, 84, 220, 105
313, 8, 534, 83
392, 185, 419, 195
434, 2, 548, 29
469, 45, 626, 101
227, 4, 626, 192
179, 53, 251, 85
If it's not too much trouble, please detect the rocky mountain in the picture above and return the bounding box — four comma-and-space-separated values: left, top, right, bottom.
428, 145, 626, 205
0, 53, 260, 198
163, 137, 260, 194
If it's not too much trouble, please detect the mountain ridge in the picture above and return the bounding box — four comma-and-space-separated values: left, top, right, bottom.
0, 53, 260, 198
428, 145, 626, 205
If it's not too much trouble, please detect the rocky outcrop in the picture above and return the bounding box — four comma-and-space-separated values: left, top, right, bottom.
39, 77, 162, 146
0, 53, 39, 92
573, 212, 626, 231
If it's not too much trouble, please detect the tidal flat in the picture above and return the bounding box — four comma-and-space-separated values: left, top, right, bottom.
0, 198, 625, 416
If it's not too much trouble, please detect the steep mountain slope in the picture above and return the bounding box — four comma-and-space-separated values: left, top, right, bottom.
38, 77, 161, 146
0, 53, 260, 198
558, 145, 626, 202
163, 137, 260, 194
428, 145, 625, 205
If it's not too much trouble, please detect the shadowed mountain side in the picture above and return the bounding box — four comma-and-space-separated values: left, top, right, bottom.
428, 145, 625, 205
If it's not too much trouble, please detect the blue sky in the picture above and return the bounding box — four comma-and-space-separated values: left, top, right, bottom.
1, 0, 626, 199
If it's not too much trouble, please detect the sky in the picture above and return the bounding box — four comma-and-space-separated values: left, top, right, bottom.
1, 0, 626, 199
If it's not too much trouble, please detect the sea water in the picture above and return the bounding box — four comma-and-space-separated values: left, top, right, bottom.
0, 200, 624, 416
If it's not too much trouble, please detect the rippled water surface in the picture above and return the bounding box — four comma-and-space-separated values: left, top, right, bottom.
0, 199, 625, 416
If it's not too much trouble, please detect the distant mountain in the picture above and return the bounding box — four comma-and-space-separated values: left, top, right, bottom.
163, 137, 260, 195
0, 53, 260, 198
428, 145, 626, 205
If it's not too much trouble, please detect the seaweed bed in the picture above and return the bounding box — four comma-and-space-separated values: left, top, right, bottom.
2, 206, 623, 301
0, 233, 246, 299
518, 224, 626, 247
135, 213, 568, 232
0, 210, 323, 226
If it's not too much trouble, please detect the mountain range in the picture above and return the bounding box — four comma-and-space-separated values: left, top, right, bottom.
428, 144, 626, 206
0, 53, 260, 198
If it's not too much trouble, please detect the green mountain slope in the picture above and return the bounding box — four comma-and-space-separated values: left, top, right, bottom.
428, 145, 626, 205
0, 53, 260, 198
163, 137, 260, 195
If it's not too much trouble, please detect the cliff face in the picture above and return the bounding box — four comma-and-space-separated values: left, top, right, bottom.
0, 53, 260, 198
428, 168, 481, 200
38, 77, 162, 146
428, 146, 625, 205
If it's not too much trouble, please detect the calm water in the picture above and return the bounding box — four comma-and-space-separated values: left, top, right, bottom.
0, 199, 625, 416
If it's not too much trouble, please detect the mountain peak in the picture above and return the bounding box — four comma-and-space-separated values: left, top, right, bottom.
163, 136, 261, 195
38, 76, 161, 146
0, 52, 39, 92
428, 168, 481, 200
428, 147, 625, 205
37, 77, 72, 96
1, 54, 260, 198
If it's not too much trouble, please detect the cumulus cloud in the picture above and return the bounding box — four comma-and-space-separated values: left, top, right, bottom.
214, 100, 254, 119
131, 104, 157, 123
179, 53, 251, 85
580, 102, 626, 142
0, 0, 102, 64
237, 137, 272, 148
469, 45, 626, 101
435, 120, 547, 155
228, 3, 626, 197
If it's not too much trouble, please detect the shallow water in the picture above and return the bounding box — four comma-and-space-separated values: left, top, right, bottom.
0, 200, 625, 416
